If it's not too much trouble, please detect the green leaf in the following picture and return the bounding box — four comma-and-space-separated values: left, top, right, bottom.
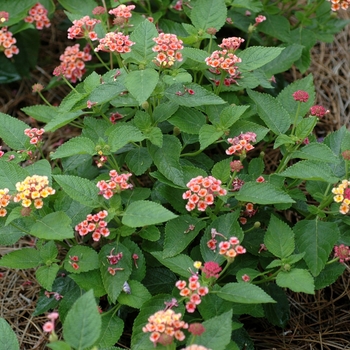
86, 82, 126, 106
264, 216, 295, 259
153, 101, 179, 123
163, 216, 206, 258
151, 252, 193, 278
0, 160, 28, 191
276, 269, 314, 294
31, 212, 74, 240
168, 106, 206, 134
46, 342, 72, 350
294, 220, 340, 276
278, 160, 339, 183
36, 264, 60, 291
199, 124, 224, 150
26, 159, 53, 180
295, 117, 317, 140
0, 113, 28, 150
39, 240, 58, 263
57, 0, 97, 15
99, 243, 132, 303
125, 147, 153, 176
53, 175, 100, 207
122, 200, 177, 227
64, 246, 99, 274
211, 158, 231, 183
191, 0, 227, 31
22, 105, 58, 123
125, 69, 159, 105
45, 111, 83, 132
69, 270, 106, 297
165, 83, 226, 107
97, 314, 124, 348
108, 124, 145, 152
218, 283, 276, 304
291, 142, 338, 163
0, 318, 19, 350
235, 182, 295, 204
314, 263, 345, 290
139, 225, 160, 241
182, 47, 210, 65
218, 105, 249, 129
258, 15, 291, 42
63, 290, 102, 350
237, 47, 284, 71
188, 310, 232, 350
144, 127, 163, 147
143, 267, 177, 295
247, 90, 290, 135
273, 134, 296, 149
0, 247, 42, 268
51, 137, 96, 159
117, 280, 151, 308
125, 19, 159, 64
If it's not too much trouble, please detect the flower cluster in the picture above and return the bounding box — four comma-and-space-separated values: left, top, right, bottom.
218, 36, 244, 51
142, 309, 188, 346
75, 210, 110, 241
292, 90, 309, 102
310, 105, 329, 117
152, 33, 184, 68
207, 228, 227, 251
97, 170, 133, 199
95, 32, 134, 53
0, 11, 9, 23
332, 179, 350, 214
219, 236, 246, 261
0, 188, 11, 217
67, 16, 100, 41
13, 175, 55, 209
226, 132, 257, 156
0, 27, 19, 58
53, 44, 92, 83
175, 274, 209, 313
334, 244, 350, 263
24, 127, 45, 145
183, 176, 227, 212
109, 4, 135, 25
327, 0, 350, 11
255, 15, 266, 24
182, 346, 211, 350
42, 312, 59, 333
201, 261, 222, 279
24, 3, 51, 30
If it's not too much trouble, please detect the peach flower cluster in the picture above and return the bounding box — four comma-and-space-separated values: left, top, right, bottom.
332, 179, 350, 214
75, 210, 109, 241
0, 188, 11, 217
109, 4, 135, 19
205, 49, 241, 76
327, 0, 350, 11
0, 27, 19, 58
142, 309, 188, 346
67, 16, 100, 41
175, 274, 209, 313
183, 176, 227, 212
95, 32, 134, 53
24, 3, 51, 30
24, 127, 45, 145
152, 33, 184, 68
226, 132, 257, 156
218, 36, 244, 51
219, 236, 246, 261
97, 170, 133, 199
13, 175, 55, 209
53, 44, 92, 83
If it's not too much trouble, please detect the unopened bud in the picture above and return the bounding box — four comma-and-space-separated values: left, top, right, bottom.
206, 27, 217, 35
254, 221, 261, 228
141, 101, 149, 110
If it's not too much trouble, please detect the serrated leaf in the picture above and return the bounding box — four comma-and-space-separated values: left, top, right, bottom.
97, 314, 124, 348
144, 127, 163, 147
46, 341, 72, 350
314, 263, 345, 290
153, 101, 179, 123
26, 159, 52, 180
168, 106, 206, 134
45, 111, 83, 132
295, 117, 317, 140
39, 241, 58, 263
235, 182, 295, 204
139, 225, 160, 241
31, 212, 74, 240
122, 200, 177, 227
108, 124, 145, 152
22, 105, 59, 123
0, 318, 19, 350
0, 160, 29, 191
151, 252, 193, 278
237, 47, 284, 71
63, 290, 101, 350
264, 216, 295, 259
258, 15, 291, 42
219, 105, 248, 129
199, 124, 223, 150
278, 160, 339, 183
125, 147, 153, 176
122, 238, 146, 281
57, 0, 97, 15
294, 220, 339, 276
218, 283, 276, 303
64, 246, 99, 273
117, 280, 151, 308
36, 264, 60, 291
276, 269, 314, 294
211, 158, 231, 183
291, 142, 338, 163
0, 112, 28, 149
0, 247, 42, 268
69, 270, 106, 297
51, 137, 96, 159
182, 47, 210, 64
191, 0, 227, 31
53, 175, 100, 207
247, 89, 290, 134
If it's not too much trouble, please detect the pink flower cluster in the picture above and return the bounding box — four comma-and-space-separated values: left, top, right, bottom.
176, 274, 209, 313
182, 176, 227, 212
53, 44, 92, 83
24, 3, 50, 30
218, 36, 244, 51
75, 210, 110, 241
327, 0, 350, 11
219, 236, 246, 261
152, 33, 184, 68
201, 261, 222, 279
292, 90, 309, 103
0, 27, 19, 58
0, 11, 9, 23
255, 15, 266, 24
109, 4, 135, 20
334, 244, 350, 263
97, 170, 133, 199
226, 132, 257, 156
42, 312, 59, 333
67, 16, 100, 41
95, 32, 134, 53
24, 127, 45, 145
310, 105, 329, 117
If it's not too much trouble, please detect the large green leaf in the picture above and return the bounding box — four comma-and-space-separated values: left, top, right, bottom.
0, 160, 28, 191
237, 47, 284, 71
191, 0, 227, 31
0, 247, 42, 268
276, 269, 314, 294
36, 264, 60, 291
234, 182, 295, 204
57, 0, 97, 15
168, 106, 206, 134
45, 111, 83, 132
51, 137, 96, 159
64, 246, 99, 274
97, 314, 124, 348
108, 124, 145, 152
22, 105, 60, 123
0, 318, 19, 350
291, 143, 338, 163
125, 147, 153, 176
294, 220, 339, 276
151, 252, 193, 278
199, 124, 224, 150
122, 200, 177, 227
0, 113, 28, 150
117, 280, 152, 309
63, 290, 101, 350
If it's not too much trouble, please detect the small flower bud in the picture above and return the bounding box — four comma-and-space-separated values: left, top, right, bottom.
206, 27, 217, 35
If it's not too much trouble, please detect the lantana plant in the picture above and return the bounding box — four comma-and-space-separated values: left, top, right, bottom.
1, 1, 350, 349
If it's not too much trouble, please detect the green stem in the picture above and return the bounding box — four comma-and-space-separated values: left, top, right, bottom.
181, 149, 203, 157
38, 91, 52, 106
290, 101, 301, 136
62, 75, 78, 93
